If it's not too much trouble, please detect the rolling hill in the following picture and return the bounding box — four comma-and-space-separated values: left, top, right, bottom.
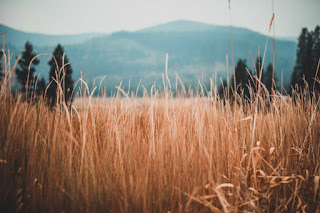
0, 20, 297, 94
0, 24, 105, 47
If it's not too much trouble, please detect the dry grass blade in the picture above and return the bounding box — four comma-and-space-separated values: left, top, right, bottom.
269, 13, 275, 33
182, 190, 223, 213
314, 176, 319, 202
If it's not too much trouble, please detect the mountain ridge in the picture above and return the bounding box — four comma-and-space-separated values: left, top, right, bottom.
0, 24, 106, 47
0, 21, 297, 92
1, 21, 296, 46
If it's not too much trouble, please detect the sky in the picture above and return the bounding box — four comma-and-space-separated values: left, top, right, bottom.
0, 0, 319, 38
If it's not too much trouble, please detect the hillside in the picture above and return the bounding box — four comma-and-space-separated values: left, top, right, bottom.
0, 21, 297, 93
0, 24, 105, 47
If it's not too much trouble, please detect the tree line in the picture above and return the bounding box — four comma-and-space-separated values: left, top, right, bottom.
0, 42, 74, 107
219, 56, 275, 98
219, 25, 320, 98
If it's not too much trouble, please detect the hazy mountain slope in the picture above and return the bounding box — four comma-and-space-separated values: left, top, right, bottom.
1, 21, 297, 93
66, 21, 296, 89
139, 20, 227, 32
0, 24, 105, 47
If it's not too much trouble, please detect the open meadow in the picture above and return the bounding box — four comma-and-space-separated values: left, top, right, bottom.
0, 63, 320, 212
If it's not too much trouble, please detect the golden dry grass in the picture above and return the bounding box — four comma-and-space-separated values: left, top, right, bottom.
0, 52, 320, 212
1, 86, 320, 212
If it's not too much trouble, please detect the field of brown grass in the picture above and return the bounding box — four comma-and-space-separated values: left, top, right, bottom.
1, 75, 320, 212
0, 39, 320, 212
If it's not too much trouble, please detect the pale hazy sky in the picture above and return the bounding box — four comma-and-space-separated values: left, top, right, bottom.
0, 0, 319, 37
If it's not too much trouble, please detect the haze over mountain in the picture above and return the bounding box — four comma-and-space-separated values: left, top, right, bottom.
0, 20, 297, 93
0, 24, 105, 47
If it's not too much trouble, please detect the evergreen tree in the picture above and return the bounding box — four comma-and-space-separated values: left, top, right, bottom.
231, 59, 250, 98
312, 26, 320, 92
254, 56, 264, 92
47, 44, 74, 106
263, 63, 277, 93
255, 56, 263, 80
0, 52, 3, 82
16, 41, 39, 95
16, 42, 40, 95
36, 77, 46, 97
291, 26, 320, 93
290, 28, 308, 92
304, 31, 314, 89
218, 79, 228, 98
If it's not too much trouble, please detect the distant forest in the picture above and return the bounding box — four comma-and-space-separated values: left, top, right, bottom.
219, 26, 320, 97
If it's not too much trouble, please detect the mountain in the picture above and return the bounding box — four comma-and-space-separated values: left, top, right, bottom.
1, 21, 297, 94
0, 24, 105, 47
140, 20, 227, 33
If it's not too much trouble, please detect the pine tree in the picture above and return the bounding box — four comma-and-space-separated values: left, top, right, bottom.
312, 26, 320, 92
36, 77, 46, 97
304, 31, 314, 89
255, 56, 263, 80
47, 44, 74, 106
263, 63, 277, 93
231, 59, 250, 98
291, 26, 320, 93
16, 42, 40, 95
254, 56, 264, 92
218, 79, 228, 98
0, 52, 3, 82
290, 28, 308, 92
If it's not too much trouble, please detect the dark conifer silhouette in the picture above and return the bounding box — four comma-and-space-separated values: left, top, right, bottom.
263, 63, 277, 93
16, 41, 39, 95
36, 77, 46, 97
312, 26, 320, 92
291, 28, 308, 91
47, 44, 74, 107
218, 79, 227, 98
253, 56, 264, 93
255, 56, 263, 80
290, 26, 320, 93
231, 59, 251, 98
0, 52, 3, 82
304, 31, 314, 89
